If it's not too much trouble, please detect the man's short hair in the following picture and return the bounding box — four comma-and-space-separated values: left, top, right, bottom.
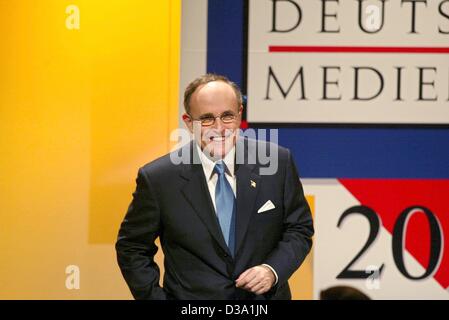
183, 73, 243, 115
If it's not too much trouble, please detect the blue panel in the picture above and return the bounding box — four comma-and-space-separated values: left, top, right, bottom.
277, 128, 449, 178
207, 0, 244, 88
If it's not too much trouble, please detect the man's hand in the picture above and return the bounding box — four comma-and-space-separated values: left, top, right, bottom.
235, 265, 275, 295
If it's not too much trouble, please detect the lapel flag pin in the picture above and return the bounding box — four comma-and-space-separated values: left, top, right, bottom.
250, 180, 256, 188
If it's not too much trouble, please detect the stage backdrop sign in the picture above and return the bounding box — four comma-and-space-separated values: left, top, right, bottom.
247, 0, 449, 124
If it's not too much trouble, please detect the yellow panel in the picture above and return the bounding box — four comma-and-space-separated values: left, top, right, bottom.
87, 0, 180, 243
0, 0, 180, 299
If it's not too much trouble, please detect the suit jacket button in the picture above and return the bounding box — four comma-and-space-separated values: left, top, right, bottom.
223, 253, 229, 258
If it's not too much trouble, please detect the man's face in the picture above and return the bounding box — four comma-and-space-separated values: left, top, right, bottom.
183, 81, 242, 160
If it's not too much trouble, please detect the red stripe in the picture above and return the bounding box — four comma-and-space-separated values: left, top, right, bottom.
269, 46, 449, 54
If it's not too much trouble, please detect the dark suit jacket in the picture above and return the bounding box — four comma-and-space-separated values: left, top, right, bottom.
116, 138, 314, 300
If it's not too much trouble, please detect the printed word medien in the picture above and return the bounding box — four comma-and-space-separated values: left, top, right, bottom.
265, 65, 449, 102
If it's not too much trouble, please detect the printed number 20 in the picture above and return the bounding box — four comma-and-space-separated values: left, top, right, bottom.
336, 205, 443, 280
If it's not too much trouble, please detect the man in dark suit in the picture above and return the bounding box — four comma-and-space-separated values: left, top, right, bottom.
115, 74, 314, 300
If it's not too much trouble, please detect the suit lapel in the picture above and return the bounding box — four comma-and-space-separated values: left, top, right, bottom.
180, 142, 231, 256
234, 139, 260, 256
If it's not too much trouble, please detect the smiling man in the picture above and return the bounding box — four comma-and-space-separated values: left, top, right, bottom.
116, 74, 314, 300
182, 76, 241, 161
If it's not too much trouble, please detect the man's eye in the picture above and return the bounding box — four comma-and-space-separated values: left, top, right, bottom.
222, 114, 235, 120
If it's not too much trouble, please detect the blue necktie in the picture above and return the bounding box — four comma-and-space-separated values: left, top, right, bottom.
214, 161, 236, 256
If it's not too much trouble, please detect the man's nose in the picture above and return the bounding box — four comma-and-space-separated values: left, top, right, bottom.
211, 116, 225, 131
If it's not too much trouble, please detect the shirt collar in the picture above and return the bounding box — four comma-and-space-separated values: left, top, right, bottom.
195, 142, 235, 180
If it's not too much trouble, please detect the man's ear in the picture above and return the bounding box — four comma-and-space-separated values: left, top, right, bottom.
239, 105, 243, 115
182, 113, 193, 133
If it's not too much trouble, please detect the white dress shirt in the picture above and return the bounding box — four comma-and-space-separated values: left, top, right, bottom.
196, 143, 236, 212
196, 143, 279, 286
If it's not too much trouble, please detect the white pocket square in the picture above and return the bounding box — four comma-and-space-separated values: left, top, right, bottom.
257, 200, 276, 213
